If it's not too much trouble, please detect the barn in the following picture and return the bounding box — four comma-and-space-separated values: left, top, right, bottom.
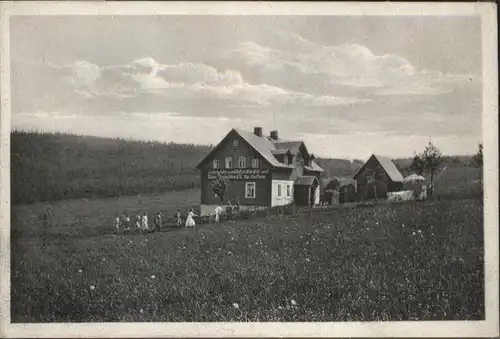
352, 154, 404, 199
196, 127, 324, 215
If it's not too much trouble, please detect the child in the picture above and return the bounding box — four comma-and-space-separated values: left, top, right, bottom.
214, 204, 223, 223
176, 209, 182, 227
141, 213, 149, 230
124, 213, 131, 231
113, 216, 120, 233
154, 212, 162, 231
135, 214, 142, 231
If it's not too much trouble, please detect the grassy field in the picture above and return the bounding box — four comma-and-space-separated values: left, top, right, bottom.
11, 189, 484, 322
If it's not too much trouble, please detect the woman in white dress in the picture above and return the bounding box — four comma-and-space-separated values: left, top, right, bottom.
185, 208, 197, 228
141, 213, 149, 230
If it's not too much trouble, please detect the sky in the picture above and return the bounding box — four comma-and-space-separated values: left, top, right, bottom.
9, 15, 482, 159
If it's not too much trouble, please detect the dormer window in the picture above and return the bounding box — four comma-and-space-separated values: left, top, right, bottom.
283, 155, 288, 165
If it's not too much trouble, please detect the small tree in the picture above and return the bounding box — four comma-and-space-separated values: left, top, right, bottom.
211, 172, 230, 202
471, 143, 483, 183
413, 141, 444, 196
410, 153, 426, 175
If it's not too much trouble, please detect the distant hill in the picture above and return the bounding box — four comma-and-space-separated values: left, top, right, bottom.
11, 131, 212, 204
10, 131, 478, 205
314, 158, 364, 179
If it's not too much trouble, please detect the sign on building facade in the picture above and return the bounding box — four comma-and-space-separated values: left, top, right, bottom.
208, 168, 271, 181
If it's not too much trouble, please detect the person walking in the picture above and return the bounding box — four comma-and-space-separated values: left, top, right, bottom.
141, 213, 149, 231
154, 212, 162, 231
185, 208, 197, 228
135, 214, 142, 231
124, 213, 131, 231
176, 209, 182, 227
214, 204, 223, 223
113, 216, 120, 234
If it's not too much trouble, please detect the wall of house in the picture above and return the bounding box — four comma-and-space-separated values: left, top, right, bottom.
271, 180, 294, 206
199, 130, 273, 210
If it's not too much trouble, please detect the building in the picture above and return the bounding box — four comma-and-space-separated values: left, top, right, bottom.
196, 127, 324, 215
352, 154, 404, 199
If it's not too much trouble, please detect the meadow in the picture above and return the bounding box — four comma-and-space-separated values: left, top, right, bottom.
11, 190, 484, 322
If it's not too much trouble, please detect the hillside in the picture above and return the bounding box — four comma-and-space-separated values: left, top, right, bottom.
11, 131, 212, 204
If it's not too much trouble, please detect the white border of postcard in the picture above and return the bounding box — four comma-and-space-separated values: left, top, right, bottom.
0, 1, 498, 338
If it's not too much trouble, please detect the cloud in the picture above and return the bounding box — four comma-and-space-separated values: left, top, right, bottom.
14, 57, 366, 112
226, 32, 477, 96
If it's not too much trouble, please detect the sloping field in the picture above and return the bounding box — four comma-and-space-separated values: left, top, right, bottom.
11, 193, 484, 322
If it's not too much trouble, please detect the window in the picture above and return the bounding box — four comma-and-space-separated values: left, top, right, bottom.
225, 157, 233, 169
286, 185, 291, 197
238, 156, 246, 168
283, 156, 288, 165
277, 184, 282, 197
252, 158, 259, 168
233, 139, 239, 147
245, 182, 256, 198
213, 159, 220, 169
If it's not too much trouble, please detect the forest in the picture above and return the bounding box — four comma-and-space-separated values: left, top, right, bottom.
11, 131, 211, 204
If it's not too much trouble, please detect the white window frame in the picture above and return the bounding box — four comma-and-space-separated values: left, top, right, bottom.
252, 158, 259, 168
277, 184, 282, 197
213, 159, 220, 169
225, 157, 233, 169
238, 156, 246, 168
233, 139, 239, 147
286, 184, 291, 197
245, 182, 256, 199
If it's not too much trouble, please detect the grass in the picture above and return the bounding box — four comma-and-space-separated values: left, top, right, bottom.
10, 189, 484, 322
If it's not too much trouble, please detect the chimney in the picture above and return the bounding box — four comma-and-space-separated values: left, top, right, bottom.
254, 127, 263, 137
270, 130, 278, 140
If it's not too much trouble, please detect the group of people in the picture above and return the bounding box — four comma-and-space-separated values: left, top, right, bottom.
112, 207, 207, 233
112, 212, 162, 233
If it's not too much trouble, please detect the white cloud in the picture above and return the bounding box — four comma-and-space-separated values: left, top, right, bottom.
42, 57, 366, 108
228, 32, 476, 96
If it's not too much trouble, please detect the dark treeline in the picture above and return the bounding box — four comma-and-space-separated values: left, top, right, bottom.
11, 131, 212, 204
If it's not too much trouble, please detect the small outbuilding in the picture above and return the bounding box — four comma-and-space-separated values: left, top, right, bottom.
353, 154, 404, 199
294, 176, 320, 206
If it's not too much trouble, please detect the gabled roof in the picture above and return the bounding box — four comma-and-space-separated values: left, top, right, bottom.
236, 129, 294, 169
196, 129, 294, 170
294, 176, 320, 186
304, 159, 324, 173
196, 128, 325, 172
274, 141, 304, 154
353, 154, 404, 182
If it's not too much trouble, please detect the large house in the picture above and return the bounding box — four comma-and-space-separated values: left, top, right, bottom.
352, 154, 404, 198
196, 127, 325, 215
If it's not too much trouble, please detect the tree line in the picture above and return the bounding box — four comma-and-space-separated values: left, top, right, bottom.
11, 131, 212, 204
